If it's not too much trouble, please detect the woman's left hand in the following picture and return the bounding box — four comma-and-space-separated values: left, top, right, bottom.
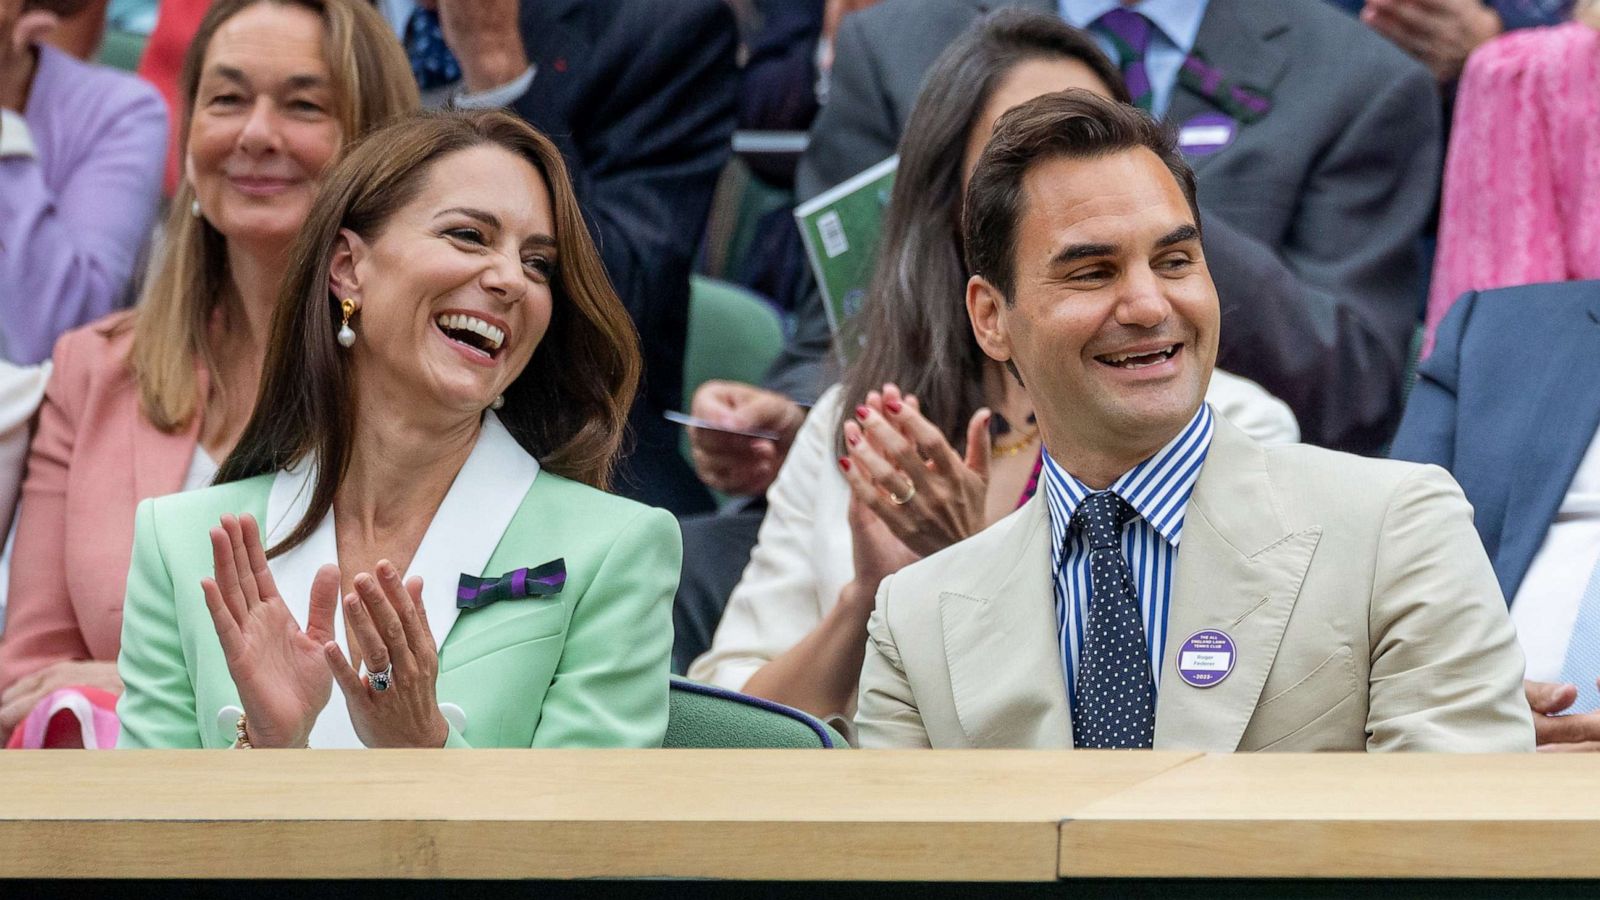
842, 383, 992, 558
324, 562, 450, 748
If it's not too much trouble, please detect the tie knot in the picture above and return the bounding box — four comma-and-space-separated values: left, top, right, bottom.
1073, 491, 1135, 551
1095, 7, 1155, 57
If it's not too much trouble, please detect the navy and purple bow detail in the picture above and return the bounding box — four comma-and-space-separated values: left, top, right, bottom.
456, 559, 566, 610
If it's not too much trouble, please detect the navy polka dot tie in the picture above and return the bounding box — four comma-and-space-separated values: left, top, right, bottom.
404, 6, 462, 92
1071, 491, 1156, 749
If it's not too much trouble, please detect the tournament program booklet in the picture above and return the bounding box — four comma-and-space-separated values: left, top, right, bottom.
793, 155, 899, 361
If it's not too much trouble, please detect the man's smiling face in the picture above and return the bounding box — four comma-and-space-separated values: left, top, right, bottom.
978, 146, 1219, 463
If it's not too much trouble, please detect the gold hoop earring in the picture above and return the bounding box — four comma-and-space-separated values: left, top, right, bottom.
337, 298, 357, 348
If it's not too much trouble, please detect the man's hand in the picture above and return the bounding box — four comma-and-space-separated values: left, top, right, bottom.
687, 380, 805, 496
1525, 679, 1600, 752
1361, 0, 1502, 82
0, 0, 58, 112
432, 0, 529, 95
818, 0, 883, 72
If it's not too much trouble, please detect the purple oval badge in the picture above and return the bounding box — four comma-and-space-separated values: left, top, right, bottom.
1177, 112, 1238, 158
1176, 629, 1236, 688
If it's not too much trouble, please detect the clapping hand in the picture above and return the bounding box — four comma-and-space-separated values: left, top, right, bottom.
840, 383, 992, 558
200, 514, 337, 749
324, 562, 449, 748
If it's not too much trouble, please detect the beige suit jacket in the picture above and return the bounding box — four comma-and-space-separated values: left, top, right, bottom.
856, 418, 1534, 752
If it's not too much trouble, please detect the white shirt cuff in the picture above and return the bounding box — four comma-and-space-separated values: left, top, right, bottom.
0, 109, 37, 159
453, 65, 537, 110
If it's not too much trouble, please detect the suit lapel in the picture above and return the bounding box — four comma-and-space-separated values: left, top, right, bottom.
1500, 299, 1600, 601
1167, 0, 1291, 170
513, 0, 589, 130
1153, 419, 1321, 751
976, 0, 1055, 13
938, 495, 1074, 748
422, 413, 541, 662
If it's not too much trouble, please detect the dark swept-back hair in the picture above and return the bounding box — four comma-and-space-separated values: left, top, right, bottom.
835, 10, 1127, 448
963, 90, 1201, 305
217, 109, 642, 557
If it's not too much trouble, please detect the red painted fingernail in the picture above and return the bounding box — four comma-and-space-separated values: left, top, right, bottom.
886, 399, 903, 414
855, 405, 869, 421
838, 457, 851, 473
846, 432, 860, 446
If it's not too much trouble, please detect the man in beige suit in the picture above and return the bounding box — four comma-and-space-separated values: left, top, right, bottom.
854, 91, 1533, 752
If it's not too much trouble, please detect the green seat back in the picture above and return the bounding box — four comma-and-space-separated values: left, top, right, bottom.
665, 677, 847, 749
682, 275, 785, 410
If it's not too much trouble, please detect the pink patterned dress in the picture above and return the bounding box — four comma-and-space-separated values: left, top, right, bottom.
1426, 21, 1600, 354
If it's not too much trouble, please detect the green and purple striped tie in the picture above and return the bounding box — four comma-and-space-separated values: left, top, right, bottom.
1094, 8, 1155, 112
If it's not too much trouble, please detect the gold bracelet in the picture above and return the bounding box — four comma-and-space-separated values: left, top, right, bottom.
235, 713, 253, 749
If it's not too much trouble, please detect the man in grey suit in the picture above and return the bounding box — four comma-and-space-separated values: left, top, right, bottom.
762, 0, 1440, 456
856, 91, 1529, 752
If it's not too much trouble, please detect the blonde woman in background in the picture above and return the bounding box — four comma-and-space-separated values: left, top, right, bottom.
0, 0, 418, 743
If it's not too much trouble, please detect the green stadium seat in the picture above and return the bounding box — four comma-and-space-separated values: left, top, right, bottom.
664, 677, 847, 749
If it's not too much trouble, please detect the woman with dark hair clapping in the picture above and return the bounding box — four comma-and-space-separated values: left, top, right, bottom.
116, 110, 679, 749
689, 11, 1296, 721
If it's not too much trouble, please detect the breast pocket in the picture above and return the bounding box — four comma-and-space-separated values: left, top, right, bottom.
1238, 644, 1361, 752
440, 600, 569, 670
436, 631, 564, 747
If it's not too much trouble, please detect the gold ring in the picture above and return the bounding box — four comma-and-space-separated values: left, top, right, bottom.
888, 480, 917, 506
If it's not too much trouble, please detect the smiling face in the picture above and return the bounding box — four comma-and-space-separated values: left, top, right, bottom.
186, 2, 342, 252
332, 144, 557, 420
968, 148, 1218, 477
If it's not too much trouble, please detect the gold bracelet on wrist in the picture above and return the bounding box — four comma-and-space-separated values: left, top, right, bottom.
235, 713, 253, 749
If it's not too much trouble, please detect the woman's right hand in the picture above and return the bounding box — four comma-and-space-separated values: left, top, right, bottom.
841, 490, 920, 609
841, 385, 992, 558
200, 514, 338, 748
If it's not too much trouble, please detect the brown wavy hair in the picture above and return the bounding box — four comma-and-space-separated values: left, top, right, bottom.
125, 0, 418, 432
835, 11, 1127, 448
216, 110, 642, 557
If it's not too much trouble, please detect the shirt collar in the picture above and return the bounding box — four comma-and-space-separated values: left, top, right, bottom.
1059, 0, 1210, 56
1042, 403, 1215, 567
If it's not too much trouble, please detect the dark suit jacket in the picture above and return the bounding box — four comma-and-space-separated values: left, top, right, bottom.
507, 0, 738, 514
770, 0, 1441, 452
1390, 282, 1600, 604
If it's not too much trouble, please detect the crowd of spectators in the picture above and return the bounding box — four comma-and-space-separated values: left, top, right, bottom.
0, 0, 1598, 752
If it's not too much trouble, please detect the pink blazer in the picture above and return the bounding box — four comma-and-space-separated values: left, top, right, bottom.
0, 314, 201, 691
1426, 22, 1600, 353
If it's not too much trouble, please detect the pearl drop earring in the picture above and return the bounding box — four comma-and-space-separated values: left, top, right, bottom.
490, 395, 505, 411
190, 199, 201, 218
337, 298, 357, 348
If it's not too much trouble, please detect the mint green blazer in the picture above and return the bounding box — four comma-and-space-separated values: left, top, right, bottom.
115, 471, 681, 749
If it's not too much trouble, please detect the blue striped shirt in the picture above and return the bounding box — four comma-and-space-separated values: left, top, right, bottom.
1042, 404, 1215, 705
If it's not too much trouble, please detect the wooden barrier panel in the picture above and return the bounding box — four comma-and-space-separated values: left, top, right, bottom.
12, 751, 1600, 882
0, 749, 1193, 881
1059, 753, 1600, 879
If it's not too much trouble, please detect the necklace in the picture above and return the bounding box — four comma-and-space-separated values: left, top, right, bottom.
992, 424, 1040, 458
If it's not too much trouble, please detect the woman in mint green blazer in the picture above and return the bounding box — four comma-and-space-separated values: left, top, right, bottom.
116, 110, 680, 750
